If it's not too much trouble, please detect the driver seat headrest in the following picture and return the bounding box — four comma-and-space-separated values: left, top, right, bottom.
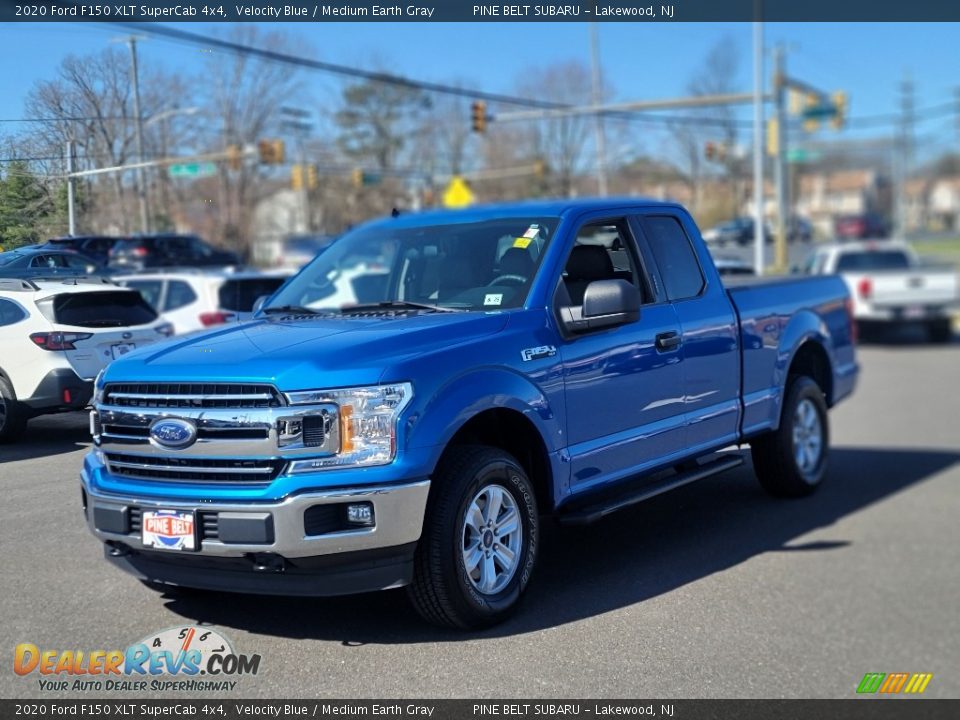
498, 247, 534, 278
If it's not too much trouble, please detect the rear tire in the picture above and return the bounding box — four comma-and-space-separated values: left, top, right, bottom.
751, 376, 829, 497
927, 319, 952, 344
408, 446, 539, 630
0, 376, 27, 443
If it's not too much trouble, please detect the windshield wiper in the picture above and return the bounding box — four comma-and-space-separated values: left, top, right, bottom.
261, 305, 320, 316
340, 300, 462, 314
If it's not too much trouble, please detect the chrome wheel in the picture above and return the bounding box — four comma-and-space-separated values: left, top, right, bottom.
461, 484, 523, 595
792, 397, 823, 476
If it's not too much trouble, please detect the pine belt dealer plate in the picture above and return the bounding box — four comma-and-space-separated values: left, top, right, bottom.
142, 510, 197, 551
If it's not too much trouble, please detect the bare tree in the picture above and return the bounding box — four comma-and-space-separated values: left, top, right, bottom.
515, 61, 594, 197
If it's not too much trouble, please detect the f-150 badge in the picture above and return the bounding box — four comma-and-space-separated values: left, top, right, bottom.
521, 345, 557, 362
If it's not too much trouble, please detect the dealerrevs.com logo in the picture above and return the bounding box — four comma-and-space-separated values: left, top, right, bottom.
14, 626, 261, 692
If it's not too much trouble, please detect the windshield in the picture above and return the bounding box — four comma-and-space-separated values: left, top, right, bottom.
836, 250, 912, 271
0, 252, 24, 266
266, 216, 557, 313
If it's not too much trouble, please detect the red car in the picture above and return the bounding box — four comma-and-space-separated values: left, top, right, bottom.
834, 213, 889, 240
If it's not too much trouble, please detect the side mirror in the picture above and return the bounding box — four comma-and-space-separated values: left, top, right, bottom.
560, 279, 640, 334
252, 295, 270, 314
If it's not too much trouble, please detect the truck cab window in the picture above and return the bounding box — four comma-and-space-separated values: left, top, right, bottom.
561, 220, 648, 306
641, 215, 705, 300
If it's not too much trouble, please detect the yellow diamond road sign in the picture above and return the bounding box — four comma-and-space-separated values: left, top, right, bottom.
442, 176, 475, 208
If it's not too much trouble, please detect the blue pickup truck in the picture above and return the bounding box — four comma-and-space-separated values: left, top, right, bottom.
81, 199, 858, 629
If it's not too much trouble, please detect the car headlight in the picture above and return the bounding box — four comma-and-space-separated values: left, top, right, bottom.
285, 383, 413, 470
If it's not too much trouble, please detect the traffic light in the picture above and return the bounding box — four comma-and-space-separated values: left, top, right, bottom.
471, 101, 487, 133
257, 139, 285, 165
306, 164, 318, 190
291, 164, 303, 190
226, 144, 243, 171
351, 168, 364, 189
705, 141, 716, 161
765, 120, 779, 157
831, 91, 848, 130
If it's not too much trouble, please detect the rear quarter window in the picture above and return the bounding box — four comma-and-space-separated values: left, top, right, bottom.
0, 299, 27, 327
640, 215, 705, 300
44, 291, 158, 328
218, 278, 286, 312
164, 280, 198, 311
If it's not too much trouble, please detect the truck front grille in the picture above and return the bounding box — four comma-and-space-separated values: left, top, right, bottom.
103, 383, 283, 409
104, 452, 283, 484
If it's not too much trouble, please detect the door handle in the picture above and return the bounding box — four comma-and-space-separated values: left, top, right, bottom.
656, 331, 682, 351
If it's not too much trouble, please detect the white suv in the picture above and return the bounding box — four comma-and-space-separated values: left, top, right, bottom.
0, 278, 173, 441
114, 268, 293, 334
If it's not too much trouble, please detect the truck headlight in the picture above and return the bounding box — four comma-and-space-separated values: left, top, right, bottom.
93, 370, 105, 405
285, 383, 413, 470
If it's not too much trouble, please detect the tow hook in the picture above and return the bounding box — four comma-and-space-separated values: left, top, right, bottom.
106, 541, 131, 557
249, 552, 286, 573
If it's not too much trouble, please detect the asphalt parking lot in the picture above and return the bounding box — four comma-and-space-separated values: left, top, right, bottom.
2, 333, 958, 699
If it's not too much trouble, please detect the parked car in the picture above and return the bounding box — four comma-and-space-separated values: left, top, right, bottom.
0, 247, 103, 278
39, 235, 126, 265
107, 233, 241, 271
801, 240, 957, 341
834, 212, 889, 240
788, 216, 814, 243
114, 268, 293, 334
81, 198, 857, 629
274, 234, 337, 269
702, 217, 772, 247
0, 277, 173, 441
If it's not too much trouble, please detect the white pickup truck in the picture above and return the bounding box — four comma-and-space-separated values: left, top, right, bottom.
802, 240, 958, 342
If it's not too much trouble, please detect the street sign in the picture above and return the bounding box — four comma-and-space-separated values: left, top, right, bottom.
802, 103, 837, 120
442, 176, 475, 208
168, 162, 216, 178
786, 148, 822, 163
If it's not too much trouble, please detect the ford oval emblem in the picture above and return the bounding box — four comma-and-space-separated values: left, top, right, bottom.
149, 418, 197, 450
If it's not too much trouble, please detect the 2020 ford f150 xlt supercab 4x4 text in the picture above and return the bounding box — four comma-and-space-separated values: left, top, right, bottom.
80, 199, 858, 629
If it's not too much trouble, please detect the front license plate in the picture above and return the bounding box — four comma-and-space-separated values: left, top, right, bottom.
903, 305, 925, 319
111, 343, 136, 359
142, 510, 196, 551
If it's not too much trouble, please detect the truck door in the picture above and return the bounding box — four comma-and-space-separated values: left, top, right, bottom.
633, 213, 741, 453
556, 216, 686, 495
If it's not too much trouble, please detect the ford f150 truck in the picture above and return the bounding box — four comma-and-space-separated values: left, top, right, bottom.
81, 199, 858, 629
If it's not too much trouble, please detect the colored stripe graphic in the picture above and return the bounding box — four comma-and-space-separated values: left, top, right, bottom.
857, 673, 886, 694
879, 673, 910, 693
904, 673, 933, 694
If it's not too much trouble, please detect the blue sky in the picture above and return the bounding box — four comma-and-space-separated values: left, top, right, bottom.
1, 22, 958, 159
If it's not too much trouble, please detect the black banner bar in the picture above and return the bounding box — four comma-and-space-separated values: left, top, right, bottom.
4, 0, 960, 22
1, 700, 958, 720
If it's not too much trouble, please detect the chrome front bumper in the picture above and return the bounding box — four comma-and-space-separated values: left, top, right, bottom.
81, 466, 430, 559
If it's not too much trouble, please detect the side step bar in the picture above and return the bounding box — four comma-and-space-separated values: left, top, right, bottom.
557, 454, 744, 526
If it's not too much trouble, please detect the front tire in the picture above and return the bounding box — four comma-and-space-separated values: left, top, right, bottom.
408, 446, 539, 630
0, 376, 27, 443
751, 376, 830, 497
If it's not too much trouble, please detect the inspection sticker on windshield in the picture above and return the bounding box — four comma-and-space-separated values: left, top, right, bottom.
484, 293, 503, 306
512, 237, 532, 249
522, 224, 540, 238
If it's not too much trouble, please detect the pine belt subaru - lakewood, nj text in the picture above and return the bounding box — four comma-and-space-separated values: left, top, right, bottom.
80, 199, 858, 629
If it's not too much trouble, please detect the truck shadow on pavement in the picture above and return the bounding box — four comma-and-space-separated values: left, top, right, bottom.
160, 445, 958, 642
0, 412, 90, 463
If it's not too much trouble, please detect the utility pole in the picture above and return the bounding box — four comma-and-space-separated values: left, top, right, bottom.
281, 106, 312, 233
66, 140, 76, 236
752, 18, 765, 276
772, 44, 789, 273
896, 73, 915, 237
588, 23, 608, 197
126, 36, 149, 234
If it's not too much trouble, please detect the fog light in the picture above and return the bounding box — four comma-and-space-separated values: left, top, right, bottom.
346, 503, 374, 526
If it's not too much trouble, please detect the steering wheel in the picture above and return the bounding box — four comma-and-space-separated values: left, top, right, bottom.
487, 275, 527, 287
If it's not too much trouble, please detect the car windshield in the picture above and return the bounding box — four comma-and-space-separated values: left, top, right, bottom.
265, 216, 557, 313
0, 252, 25, 266
836, 250, 911, 271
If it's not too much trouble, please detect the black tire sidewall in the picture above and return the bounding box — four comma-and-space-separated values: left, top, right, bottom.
430, 450, 538, 625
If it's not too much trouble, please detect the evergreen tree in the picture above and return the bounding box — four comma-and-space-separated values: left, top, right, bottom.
0, 161, 51, 249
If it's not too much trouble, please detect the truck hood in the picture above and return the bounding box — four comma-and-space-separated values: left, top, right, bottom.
103, 311, 510, 389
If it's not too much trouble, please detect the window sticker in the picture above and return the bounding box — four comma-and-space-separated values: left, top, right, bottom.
512, 237, 532, 249
484, 293, 503, 306
522, 225, 540, 239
